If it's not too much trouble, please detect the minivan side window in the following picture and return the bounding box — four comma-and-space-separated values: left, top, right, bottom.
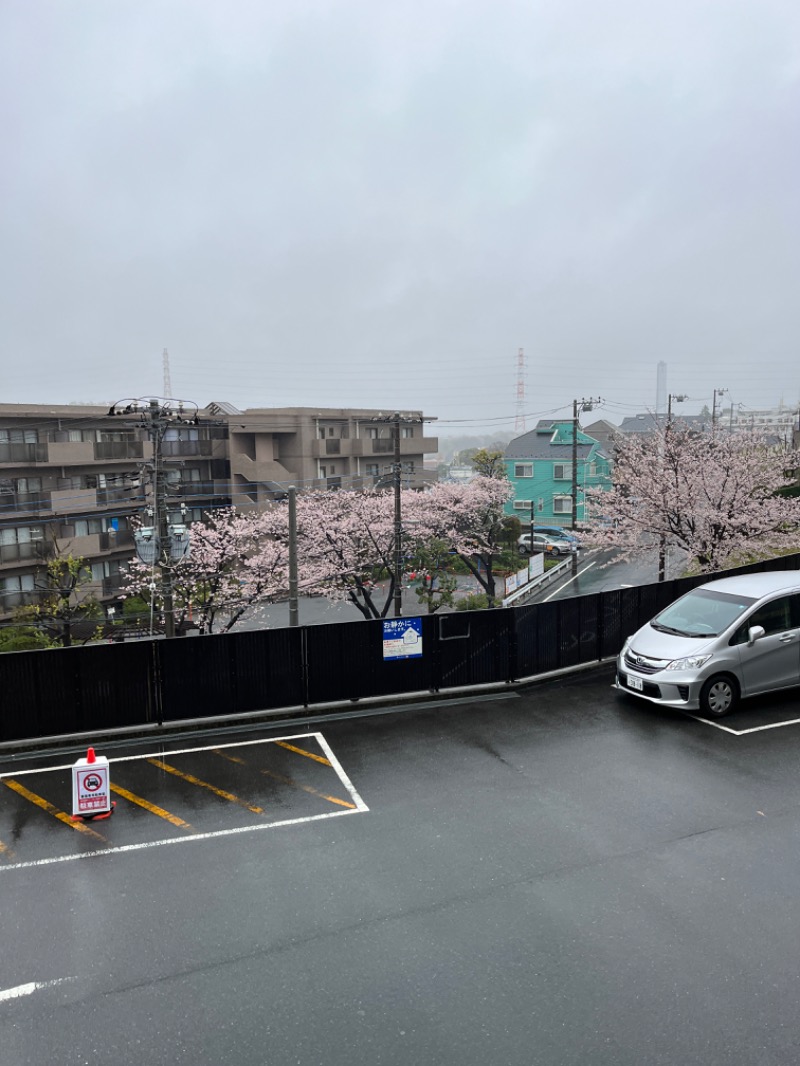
730, 594, 800, 645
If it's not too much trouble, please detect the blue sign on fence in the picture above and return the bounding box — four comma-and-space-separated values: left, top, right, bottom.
382, 617, 423, 661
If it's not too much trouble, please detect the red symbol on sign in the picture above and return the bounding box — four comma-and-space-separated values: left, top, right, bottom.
83, 773, 103, 792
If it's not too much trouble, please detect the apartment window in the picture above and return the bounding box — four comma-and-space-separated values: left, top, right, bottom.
0, 525, 44, 545
513, 500, 533, 511
0, 428, 38, 444
1, 573, 35, 593
553, 495, 573, 514
366, 463, 380, 476
13, 477, 42, 493
364, 427, 378, 439
318, 427, 326, 439
553, 463, 572, 480
401, 427, 414, 438
328, 427, 335, 437
91, 560, 121, 581
74, 518, 103, 537
514, 464, 533, 478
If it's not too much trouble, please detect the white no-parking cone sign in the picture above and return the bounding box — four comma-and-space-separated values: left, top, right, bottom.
71, 747, 114, 820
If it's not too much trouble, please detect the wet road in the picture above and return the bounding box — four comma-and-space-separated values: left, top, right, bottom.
3, 669, 800, 1064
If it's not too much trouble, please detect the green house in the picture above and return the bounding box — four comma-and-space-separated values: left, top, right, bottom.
504, 420, 611, 527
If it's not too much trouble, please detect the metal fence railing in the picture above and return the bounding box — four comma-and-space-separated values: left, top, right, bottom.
1, 552, 799, 744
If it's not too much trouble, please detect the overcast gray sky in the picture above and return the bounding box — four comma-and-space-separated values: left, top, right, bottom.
2, 0, 799, 435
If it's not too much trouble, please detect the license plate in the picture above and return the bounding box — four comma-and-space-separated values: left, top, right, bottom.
627, 674, 644, 692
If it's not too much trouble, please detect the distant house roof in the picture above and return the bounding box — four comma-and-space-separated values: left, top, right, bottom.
505, 423, 597, 461
617, 413, 710, 435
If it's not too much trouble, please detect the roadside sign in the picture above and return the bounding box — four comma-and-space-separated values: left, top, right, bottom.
382, 617, 423, 660
72, 748, 112, 817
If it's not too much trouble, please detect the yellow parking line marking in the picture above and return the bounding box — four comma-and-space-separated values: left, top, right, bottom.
0, 840, 16, 863
109, 783, 193, 831
274, 741, 331, 767
2, 780, 106, 842
214, 750, 356, 810
148, 759, 265, 816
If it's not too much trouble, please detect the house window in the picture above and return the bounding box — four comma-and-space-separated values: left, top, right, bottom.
513, 500, 533, 511
514, 464, 533, 478
553, 463, 572, 480
553, 495, 573, 514
587, 462, 597, 478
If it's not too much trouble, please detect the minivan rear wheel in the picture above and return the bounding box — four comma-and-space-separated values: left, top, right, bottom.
699, 674, 739, 717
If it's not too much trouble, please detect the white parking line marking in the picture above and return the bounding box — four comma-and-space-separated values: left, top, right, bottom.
0, 731, 326, 780
0, 977, 75, 1002
0, 808, 363, 873
687, 714, 800, 735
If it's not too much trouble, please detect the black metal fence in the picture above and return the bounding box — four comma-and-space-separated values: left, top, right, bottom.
2, 552, 799, 744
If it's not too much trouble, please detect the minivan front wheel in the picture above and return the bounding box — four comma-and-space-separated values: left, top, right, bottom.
699, 674, 739, 717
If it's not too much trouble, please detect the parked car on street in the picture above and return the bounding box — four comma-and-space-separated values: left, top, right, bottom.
617, 571, 800, 717
518, 532, 577, 556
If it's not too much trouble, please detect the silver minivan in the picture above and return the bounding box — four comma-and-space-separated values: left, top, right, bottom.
617, 571, 800, 717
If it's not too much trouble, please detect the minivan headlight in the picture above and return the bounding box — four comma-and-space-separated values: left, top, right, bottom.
666, 654, 712, 671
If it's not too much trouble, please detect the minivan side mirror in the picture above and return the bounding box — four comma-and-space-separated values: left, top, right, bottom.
747, 625, 766, 645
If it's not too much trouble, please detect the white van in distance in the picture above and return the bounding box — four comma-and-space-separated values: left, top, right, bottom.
617, 571, 800, 717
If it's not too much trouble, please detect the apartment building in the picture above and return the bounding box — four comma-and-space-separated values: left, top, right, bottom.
0, 402, 438, 618
209, 404, 438, 507
0, 403, 229, 617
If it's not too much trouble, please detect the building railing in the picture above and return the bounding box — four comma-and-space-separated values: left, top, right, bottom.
0, 541, 51, 565
161, 440, 213, 457
93, 441, 144, 460
0, 491, 52, 515
0, 443, 47, 463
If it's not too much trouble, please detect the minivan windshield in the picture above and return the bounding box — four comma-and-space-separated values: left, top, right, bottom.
651, 587, 756, 638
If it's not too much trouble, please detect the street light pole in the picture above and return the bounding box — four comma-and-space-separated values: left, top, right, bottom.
571, 397, 602, 575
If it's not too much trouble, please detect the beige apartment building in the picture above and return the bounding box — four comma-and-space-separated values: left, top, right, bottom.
0, 402, 437, 618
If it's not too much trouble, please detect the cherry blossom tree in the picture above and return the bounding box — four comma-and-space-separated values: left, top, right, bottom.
122, 507, 290, 633
585, 425, 800, 573
294, 489, 398, 619
405, 476, 513, 605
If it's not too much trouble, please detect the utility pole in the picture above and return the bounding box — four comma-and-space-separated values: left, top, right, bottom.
288, 486, 299, 627
712, 387, 727, 433
658, 393, 687, 581
571, 397, 602, 575
109, 397, 197, 637
372, 411, 434, 618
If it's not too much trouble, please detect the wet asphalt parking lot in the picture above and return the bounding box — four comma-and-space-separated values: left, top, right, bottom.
2, 665, 800, 1066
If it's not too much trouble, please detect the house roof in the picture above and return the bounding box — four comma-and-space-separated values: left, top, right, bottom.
505, 426, 597, 460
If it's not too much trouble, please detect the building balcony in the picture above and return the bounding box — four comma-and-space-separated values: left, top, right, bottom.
0, 589, 39, 612
46, 441, 96, 464
96, 486, 135, 506
161, 440, 213, 457
51, 487, 99, 515
0, 491, 52, 516
0, 540, 52, 565
93, 441, 144, 461
0, 443, 48, 464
